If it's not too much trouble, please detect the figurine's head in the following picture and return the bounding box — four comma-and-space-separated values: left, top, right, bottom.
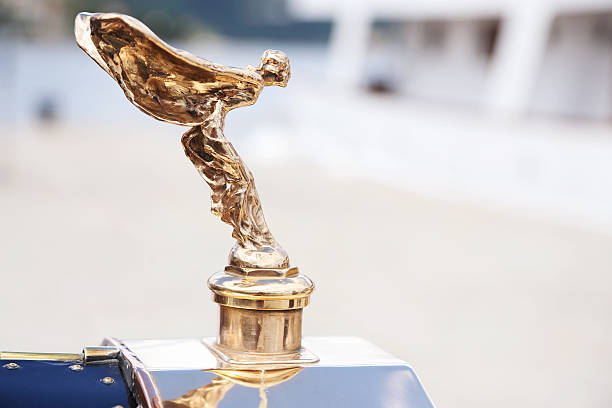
257, 50, 290, 87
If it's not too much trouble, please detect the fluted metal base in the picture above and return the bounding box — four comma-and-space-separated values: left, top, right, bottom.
206, 266, 317, 364
217, 306, 302, 354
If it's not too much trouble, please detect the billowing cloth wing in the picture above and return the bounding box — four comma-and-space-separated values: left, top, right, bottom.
75, 12, 263, 125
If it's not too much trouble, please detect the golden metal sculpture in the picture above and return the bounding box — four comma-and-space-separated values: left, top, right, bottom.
76, 12, 315, 362
75, 12, 289, 269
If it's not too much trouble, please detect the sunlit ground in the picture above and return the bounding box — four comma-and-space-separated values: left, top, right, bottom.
1, 119, 612, 408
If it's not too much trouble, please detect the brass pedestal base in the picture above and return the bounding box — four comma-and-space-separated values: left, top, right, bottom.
218, 306, 302, 353
207, 266, 317, 365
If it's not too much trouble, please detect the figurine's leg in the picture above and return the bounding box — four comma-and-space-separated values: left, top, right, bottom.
181, 116, 248, 217
180, 106, 289, 269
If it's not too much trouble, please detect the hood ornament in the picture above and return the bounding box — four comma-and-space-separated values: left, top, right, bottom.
75, 12, 315, 364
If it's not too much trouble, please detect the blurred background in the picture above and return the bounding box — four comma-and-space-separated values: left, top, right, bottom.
1, 0, 612, 407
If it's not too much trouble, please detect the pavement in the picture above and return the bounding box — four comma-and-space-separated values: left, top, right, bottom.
1, 122, 612, 408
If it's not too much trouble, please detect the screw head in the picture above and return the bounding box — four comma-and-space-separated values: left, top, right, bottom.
2, 363, 20, 370
69, 364, 83, 371
100, 376, 115, 385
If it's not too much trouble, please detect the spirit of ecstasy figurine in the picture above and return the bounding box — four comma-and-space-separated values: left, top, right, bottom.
0, 12, 434, 408
76, 11, 290, 270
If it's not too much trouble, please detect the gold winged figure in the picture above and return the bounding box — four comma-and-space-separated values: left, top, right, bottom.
75, 12, 291, 269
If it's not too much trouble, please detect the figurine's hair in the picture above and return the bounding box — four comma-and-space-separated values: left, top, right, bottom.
258, 50, 291, 87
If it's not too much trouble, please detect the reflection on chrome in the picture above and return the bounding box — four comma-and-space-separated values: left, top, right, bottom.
163, 376, 234, 408
163, 367, 303, 408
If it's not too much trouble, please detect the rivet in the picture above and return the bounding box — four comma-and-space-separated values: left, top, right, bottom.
112, 406, 125, 408
3, 362, 20, 370
100, 376, 115, 385
69, 364, 83, 371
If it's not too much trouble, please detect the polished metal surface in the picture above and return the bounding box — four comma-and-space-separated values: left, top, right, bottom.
218, 306, 302, 353
154, 365, 433, 408
84, 346, 120, 362
75, 11, 315, 360
207, 267, 314, 360
102, 337, 163, 408
161, 367, 304, 408
202, 337, 320, 367
121, 337, 408, 370
0, 351, 82, 361
0, 347, 120, 364
208, 270, 314, 310
207, 264, 314, 360
163, 376, 234, 408
115, 337, 434, 408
